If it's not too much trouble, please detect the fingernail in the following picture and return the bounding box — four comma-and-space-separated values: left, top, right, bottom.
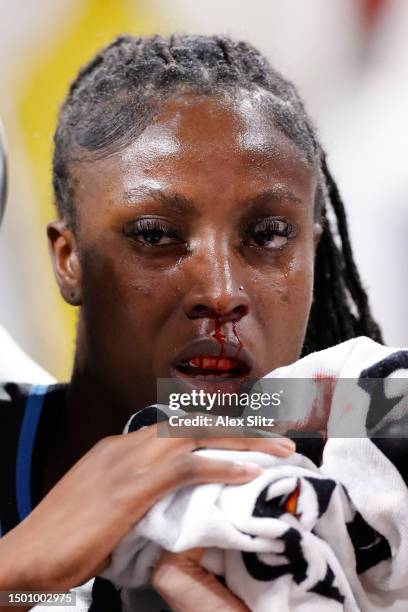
278, 438, 296, 454
236, 461, 263, 476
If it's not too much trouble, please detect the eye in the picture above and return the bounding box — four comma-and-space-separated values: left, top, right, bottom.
244, 217, 294, 250
123, 218, 181, 247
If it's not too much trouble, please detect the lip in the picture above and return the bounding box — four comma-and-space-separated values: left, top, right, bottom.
173, 337, 253, 374
169, 336, 255, 394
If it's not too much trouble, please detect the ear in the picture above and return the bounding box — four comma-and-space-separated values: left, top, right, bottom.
47, 219, 82, 306
313, 221, 323, 252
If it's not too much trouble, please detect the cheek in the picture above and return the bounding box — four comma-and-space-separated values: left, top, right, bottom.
249, 244, 315, 361
254, 237, 314, 308
252, 263, 313, 324
285, 250, 315, 305
79, 246, 182, 341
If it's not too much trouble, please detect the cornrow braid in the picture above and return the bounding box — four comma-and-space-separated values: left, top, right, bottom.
52, 33, 383, 355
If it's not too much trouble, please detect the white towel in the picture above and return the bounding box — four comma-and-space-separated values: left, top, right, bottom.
101, 336, 408, 611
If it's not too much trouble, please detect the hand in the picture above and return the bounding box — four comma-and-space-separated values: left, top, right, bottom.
0, 425, 294, 592
152, 548, 249, 611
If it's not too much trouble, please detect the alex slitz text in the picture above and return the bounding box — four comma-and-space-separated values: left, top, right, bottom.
168, 414, 275, 428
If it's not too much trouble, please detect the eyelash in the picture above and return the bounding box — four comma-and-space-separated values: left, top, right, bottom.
123, 218, 181, 247
123, 216, 295, 250
244, 217, 294, 249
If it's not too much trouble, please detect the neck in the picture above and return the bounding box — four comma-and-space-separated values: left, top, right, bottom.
40, 361, 130, 498
68, 363, 128, 441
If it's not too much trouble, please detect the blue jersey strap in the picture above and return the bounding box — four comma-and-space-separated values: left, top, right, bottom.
16, 385, 49, 522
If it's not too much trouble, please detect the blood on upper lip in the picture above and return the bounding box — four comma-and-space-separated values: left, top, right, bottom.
213, 318, 226, 355
213, 317, 243, 359
232, 321, 243, 359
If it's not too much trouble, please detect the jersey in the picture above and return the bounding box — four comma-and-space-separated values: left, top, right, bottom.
0, 382, 66, 537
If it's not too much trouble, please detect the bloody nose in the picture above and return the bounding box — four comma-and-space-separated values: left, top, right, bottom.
187, 303, 248, 323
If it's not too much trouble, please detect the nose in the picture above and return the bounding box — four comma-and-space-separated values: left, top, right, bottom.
182, 244, 250, 324
187, 302, 248, 323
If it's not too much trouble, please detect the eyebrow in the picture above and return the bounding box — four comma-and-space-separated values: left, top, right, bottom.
123, 183, 302, 215
242, 186, 302, 209
123, 186, 198, 216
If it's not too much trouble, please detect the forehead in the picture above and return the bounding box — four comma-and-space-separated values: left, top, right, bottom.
71, 91, 316, 208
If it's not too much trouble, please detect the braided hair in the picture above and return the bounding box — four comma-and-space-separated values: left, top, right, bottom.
52, 34, 383, 355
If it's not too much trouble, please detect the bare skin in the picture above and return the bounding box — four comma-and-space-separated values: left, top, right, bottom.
0, 89, 321, 609
152, 548, 250, 611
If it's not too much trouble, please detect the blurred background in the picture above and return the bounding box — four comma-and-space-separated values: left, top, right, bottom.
0, 0, 407, 381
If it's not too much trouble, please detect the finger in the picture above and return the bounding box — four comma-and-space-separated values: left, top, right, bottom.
125, 455, 264, 520
124, 418, 249, 443
187, 434, 296, 457
166, 547, 205, 564
116, 419, 296, 465
126, 416, 293, 443
152, 549, 249, 612
145, 454, 264, 503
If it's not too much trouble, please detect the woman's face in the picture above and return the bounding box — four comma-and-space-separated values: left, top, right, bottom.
51, 91, 321, 412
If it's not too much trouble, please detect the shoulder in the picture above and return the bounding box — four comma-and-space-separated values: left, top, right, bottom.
0, 326, 55, 385
0, 381, 31, 410
0, 382, 67, 408
0, 382, 68, 440
0, 382, 68, 537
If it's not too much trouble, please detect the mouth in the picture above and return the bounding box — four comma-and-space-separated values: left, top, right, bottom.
175, 355, 250, 380
170, 337, 253, 386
